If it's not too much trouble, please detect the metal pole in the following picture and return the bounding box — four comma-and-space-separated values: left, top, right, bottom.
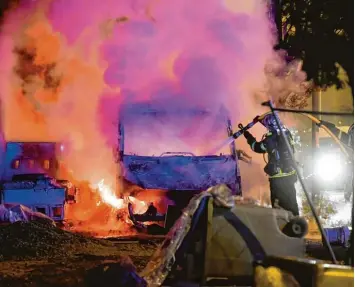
311, 88, 321, 202
263, 100, 337, 264
350, 177, 354, 266
258, 108, 353, 116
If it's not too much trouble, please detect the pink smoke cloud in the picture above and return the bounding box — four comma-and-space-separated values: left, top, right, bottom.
0, 0, 307, 202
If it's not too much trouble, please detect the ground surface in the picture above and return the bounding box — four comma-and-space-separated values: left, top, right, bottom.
0, 221, 162, 287
0, 221, 350, 287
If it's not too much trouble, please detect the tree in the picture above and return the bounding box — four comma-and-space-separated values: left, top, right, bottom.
301, 192, 337, 224
273, 0, 354, 98
262, 54, 313, 109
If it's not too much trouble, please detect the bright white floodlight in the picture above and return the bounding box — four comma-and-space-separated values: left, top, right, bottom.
315, 153, 343, 181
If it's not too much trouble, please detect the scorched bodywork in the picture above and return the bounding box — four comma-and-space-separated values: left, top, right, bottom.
0, 142, 77, 222
118, 103, 242, 194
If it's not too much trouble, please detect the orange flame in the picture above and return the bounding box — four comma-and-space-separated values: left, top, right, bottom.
96, 179, 125, 209
95, 179, 148, 214
128, 196, 148, 214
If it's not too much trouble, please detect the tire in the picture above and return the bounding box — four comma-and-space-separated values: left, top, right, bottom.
282, 217, 308, 238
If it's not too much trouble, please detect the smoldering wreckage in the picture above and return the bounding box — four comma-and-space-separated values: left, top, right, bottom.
0, 105, 352, 287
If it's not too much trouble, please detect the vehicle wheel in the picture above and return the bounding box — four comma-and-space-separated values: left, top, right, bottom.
282, 217, 308, 238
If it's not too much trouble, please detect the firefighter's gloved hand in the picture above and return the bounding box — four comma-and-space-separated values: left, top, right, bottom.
243, 130, 253, 140
253, 115, 260, 123
244, 130, 257, 146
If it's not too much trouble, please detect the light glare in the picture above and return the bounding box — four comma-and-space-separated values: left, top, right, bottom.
315, 154, 342, 181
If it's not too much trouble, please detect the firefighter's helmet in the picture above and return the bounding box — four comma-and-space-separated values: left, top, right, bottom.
259, 113, 280, 131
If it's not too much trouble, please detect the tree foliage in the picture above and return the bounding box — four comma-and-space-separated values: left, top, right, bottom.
301, 192, 337, 223
274, 0, 354, 96
260, 51, 313, 109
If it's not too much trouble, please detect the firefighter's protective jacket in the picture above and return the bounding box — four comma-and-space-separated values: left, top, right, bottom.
244, 129, 296, 178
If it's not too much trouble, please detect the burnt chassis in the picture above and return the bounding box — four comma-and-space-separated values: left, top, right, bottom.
1, 174, 78, 222
117, 106, 242, 226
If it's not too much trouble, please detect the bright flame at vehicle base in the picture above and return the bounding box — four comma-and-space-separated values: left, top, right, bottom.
97, 179, 125, 209
96, 179, 148, 214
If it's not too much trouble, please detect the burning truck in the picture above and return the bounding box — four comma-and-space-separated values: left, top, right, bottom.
117, 102, 243, 228
0, 142, 78, 222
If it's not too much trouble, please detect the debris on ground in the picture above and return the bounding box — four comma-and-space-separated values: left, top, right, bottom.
0, 220, 112, 261
0, 213, 349, 286
0, 204, 54, 224
0, 221, 162, 286
85, 256, 147, 287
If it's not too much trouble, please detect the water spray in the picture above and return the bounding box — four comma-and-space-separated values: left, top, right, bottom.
208, 113, 271, 155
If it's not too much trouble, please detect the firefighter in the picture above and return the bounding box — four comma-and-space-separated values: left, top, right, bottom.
242, 113, 299, 216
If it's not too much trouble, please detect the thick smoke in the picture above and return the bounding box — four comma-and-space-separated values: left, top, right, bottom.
0, 0, 310, 225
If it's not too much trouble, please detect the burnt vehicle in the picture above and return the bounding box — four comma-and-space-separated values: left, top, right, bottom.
117, 102, 242, 228
0, 142, 78, 222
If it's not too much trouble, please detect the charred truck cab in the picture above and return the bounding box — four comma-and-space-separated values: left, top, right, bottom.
0, 142, 78, 222
117, 103, 242, 225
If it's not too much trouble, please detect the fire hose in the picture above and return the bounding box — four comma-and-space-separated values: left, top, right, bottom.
231, 112, 276, 140
303, 113, 351, 158
232, 111, 351, 160
231, 120, 258, 139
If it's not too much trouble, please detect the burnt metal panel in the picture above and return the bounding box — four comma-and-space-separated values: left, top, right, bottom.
123, 155, 238, 192
2, 142, 59, 181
